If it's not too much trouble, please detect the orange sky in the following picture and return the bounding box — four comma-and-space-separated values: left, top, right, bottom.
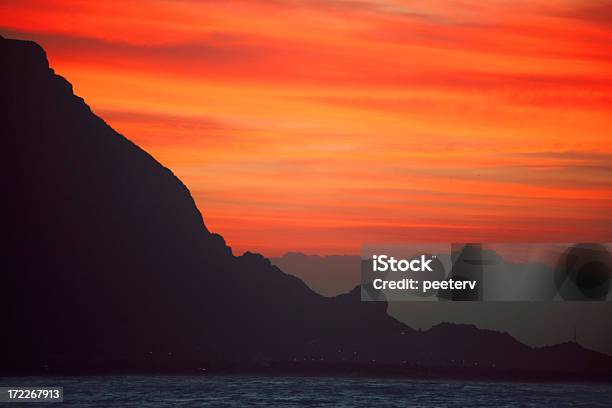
2, 0, 612, 256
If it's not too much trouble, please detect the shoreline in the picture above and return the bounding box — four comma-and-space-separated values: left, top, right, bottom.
2, 364, 611, 384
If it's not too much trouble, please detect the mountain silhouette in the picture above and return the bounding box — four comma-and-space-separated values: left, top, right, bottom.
1, 35, 611, 379
271, 252, 361, 296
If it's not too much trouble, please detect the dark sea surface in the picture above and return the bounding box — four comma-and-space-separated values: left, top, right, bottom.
0, 375, 611, 407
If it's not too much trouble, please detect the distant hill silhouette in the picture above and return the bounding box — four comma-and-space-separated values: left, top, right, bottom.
271, 253, 360, 296
1, 35, 611, 379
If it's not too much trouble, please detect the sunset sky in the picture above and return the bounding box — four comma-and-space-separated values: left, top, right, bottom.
2, 0, 612, 256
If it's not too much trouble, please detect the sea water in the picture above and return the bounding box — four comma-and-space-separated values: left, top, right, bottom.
0, 375, 610, 407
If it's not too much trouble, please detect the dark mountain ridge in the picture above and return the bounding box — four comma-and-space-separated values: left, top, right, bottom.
1, 35, 610, 380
